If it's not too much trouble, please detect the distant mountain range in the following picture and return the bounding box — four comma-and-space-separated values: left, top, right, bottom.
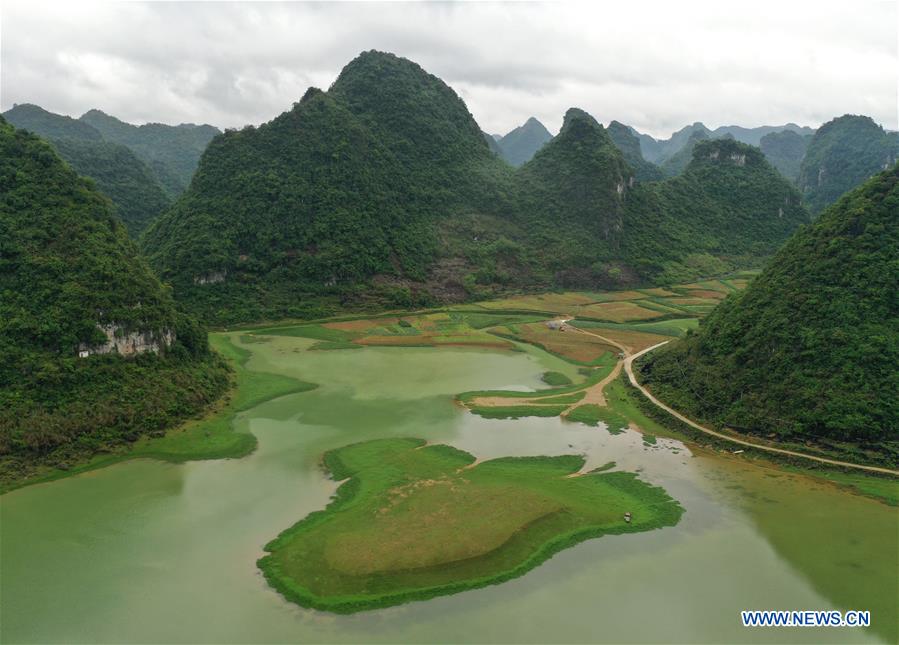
494, 117, 553, 166
630, 121, 816, 165
3, 103, 220, 235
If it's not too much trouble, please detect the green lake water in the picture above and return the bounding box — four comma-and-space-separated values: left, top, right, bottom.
2, 334, 897, 644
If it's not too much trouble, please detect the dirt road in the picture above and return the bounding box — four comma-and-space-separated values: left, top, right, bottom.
624, 342, 899, 476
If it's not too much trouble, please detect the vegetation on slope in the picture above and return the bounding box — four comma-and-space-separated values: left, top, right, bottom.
759, 129, 809, 183
622, 138, 809, 281
50, 138, 172, 236
659, 130, 710, 177
141, 51, 811, 324
0, 117, 228, 488
258, 437, 683, 613
514, 109, 634, 282
4, 104, 173, 236
80, 109, 221, 196
607, 120, 663, 181
638, 165, 899, 461
3, 103, 102, 141
798, 114, 898, 213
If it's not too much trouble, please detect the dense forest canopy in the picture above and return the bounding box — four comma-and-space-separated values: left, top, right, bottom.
80, 109, 221, 195
46, 137, 172, 236
4, 104, 175, 235
606, 121, 663, 182
0, 117, 228, 485
141, 51, 811, 324
3, 103, 222, 235
639, 164, 899, 459
759, 129, 810, 183
798, 114, 899, 213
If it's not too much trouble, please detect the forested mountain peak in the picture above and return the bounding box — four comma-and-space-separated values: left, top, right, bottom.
686, 137, 766, 171
142, 51, 810, 323
797, 114, 898, 213
0, 116, 178, 356
607, 120, 663, 182
518, 108, 633, 243
639, 163, 899, 456
0, 116, 227, 482
329, 50, 490, 162
79, 107, 221, 195
4, 103, 102, 141
3, 104, 172, 236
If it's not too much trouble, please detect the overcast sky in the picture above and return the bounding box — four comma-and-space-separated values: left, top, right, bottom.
1, 1, 896, 138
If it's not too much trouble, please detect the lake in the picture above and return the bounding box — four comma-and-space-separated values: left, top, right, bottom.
1, 333, 895, 643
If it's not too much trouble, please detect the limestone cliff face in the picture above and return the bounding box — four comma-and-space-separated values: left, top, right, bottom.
78, 324, 175, 357
193, 270, 226, 285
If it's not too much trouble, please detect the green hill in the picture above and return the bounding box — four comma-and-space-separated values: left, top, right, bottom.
80, 109, 221, 195
47, 138, 171, 236
4, 104, 172, 236
607, 120, 663, 181
638, 164, 899, 462
497, 117, 553, 166
622, 138, 809, 282
760, 129, 809, 182
798, 115, 898, 213
0, 117, 228, 487
659, 130, 711, 177
512, 109, 635, 283
142, 51, 810, 324
2, 103, 102, 141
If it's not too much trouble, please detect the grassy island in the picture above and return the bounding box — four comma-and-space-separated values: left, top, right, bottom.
258, 437, 684, 613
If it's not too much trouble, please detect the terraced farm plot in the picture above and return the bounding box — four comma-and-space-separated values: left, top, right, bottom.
676, 280, 732, 293
638, 288, 679, 297
575, 318, 700, 338
666, 297, 721, 306
725, 278, 751, 290
254, 313, 542, 350
324, 317, 401, 332
569, 326, 671, 354
474, 292, 597, 314
576, 301, 664, 322
495, 322, 618, 364
686, 289, 728, 300
258, 438, 683, 613
585, 290, 649, 302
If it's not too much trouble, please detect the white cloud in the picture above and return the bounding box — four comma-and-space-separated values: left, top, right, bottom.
1, 0, 896, 138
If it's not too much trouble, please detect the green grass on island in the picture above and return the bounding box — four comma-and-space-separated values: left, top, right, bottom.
565, 404, 628, 434
258, 438, 684, 613
541, 370, 572, 386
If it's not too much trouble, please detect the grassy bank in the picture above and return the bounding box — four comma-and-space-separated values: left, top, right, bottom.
621, 372, 899, 506
2, 335, 316, 494
258, 437, 684, 613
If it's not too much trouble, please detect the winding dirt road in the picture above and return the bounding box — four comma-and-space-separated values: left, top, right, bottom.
624, 342, 899, 476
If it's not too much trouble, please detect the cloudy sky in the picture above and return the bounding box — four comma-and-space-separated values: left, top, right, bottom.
2, 1, 896, 138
